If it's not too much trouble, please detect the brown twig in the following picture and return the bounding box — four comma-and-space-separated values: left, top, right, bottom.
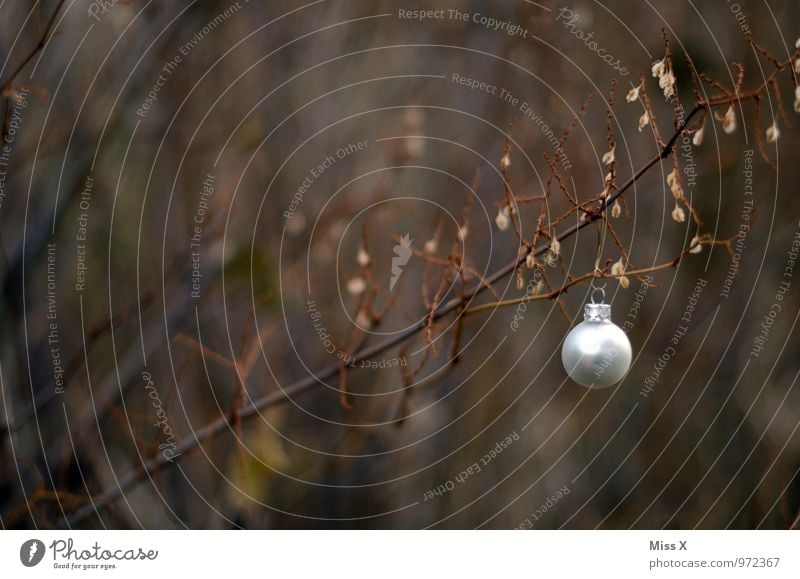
63, 99, 709, 527
63, 40, 800, 524
1, 0, 65, 142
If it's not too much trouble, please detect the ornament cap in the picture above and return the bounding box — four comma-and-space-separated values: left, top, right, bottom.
584, 303, 611, 322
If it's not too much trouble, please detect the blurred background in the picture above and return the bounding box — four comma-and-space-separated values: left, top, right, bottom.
1, 0, 799, 529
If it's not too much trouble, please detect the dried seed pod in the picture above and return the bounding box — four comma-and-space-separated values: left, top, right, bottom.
689, 235, 703, 254
766, 122, 780, 143
692, 124, 704, 146
495, 206, 510, 231
550, 237, 561, 257
721, 105, 736, 134
347, 277, 367, 296
356, 247, 370, 267
638, 111, 650, 131
671, 204, 686, 223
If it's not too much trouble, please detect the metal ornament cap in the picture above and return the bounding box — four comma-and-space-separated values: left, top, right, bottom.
561, 300, 632, 388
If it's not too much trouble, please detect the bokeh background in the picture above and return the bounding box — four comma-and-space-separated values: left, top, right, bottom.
1, 0, 799, 529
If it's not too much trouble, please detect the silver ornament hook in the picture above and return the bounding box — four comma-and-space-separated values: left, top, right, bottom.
585, 284, 611, 322
590, 285, 606, 305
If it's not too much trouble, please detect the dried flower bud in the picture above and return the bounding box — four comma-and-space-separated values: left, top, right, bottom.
405, 137, 426, 159
619, 275, 630, 289
659, 70, 676, 99
689, 235, 703, 254
495, 206, 510, 231
795, 58, 800, 75
525, 252, 536, 269
721, 105, 736, 134
516, 271, 524, 290
404, 108, 423, 128
671, 203, 686, 223
651, 58, 666, 78
424, 238, 438, 254
766, 121, 780, 143
638, 111, 650, 132
347, 276, 367, 296
604, 171, 613, 185
667, 168, 683, 199
692, 124, 704, 146
666, 168, 678, 188
500, 153, 511, 169
457, 225, 468, 241
602, 147, 615, 166
355, 310, 372, 329
356, 247, 370, 267
611, 200, 622, 218
550, 237, 561, 256
625, 84, 641, 103
611, 257, 625, 276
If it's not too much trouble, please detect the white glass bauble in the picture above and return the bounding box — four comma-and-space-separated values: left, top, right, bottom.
562, 301, 632, 388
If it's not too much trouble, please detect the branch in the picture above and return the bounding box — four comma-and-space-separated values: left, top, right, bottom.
1, 0, 65, 142
63, 102, 707, 526
465, 254, 688, 315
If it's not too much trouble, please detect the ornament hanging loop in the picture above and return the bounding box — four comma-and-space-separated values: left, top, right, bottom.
589, 285, 606, 305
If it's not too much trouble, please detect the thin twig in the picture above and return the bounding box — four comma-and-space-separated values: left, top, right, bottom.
63, 101, 707, 526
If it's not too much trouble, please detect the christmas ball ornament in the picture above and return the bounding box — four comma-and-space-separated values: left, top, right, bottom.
561, 289, 632, 388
